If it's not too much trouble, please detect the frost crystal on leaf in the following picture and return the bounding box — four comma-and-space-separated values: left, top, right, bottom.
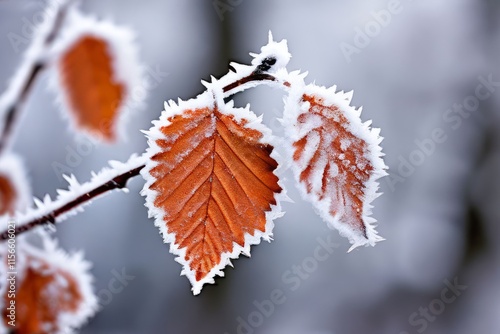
51, 9, 144, 142
141, 90, 284, 295
0, 237, 97, 334
283, 77, 387, 251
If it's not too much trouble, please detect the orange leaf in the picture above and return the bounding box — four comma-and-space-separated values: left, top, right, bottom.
142, 94, 283, 294
0, 154, 30, 216
58, 35, 124, 141
3, 257, 81, 334
53, 12, 143, 142
0, 175, 17, 216
2, 241, 96, 334
285, 83, 386, 250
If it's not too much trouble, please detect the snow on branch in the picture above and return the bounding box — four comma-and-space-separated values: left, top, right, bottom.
217, 32, 292, 96
0, 154, 146, 240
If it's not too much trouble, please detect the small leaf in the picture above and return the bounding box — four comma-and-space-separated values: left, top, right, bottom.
1, 238, 97, 334
0, 153, 31, 216
58, 35, 124, 141
53, 11, 143, 142
284, 81, 387, 250
142, 92, 283, 294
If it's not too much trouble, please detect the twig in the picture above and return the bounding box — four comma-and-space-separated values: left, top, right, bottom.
0, 0, 75, 154
0, 63, 45, 154
223, 72, 277, 93
0, 164, 144, 240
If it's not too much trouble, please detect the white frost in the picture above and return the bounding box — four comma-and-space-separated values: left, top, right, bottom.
214, 31, 292, 98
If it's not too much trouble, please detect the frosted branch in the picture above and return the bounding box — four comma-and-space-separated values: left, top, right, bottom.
0, 154, 146, 240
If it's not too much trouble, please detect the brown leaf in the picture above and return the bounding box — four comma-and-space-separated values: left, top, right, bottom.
285, 84, 386, 249
58, 35, 124, 141
143, 96, 282, 294
298, 94, 372, 233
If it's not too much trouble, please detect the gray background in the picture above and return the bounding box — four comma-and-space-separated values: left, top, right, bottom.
1, 0, 499, 333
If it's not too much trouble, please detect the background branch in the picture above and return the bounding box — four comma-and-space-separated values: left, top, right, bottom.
0, 0, 76, 154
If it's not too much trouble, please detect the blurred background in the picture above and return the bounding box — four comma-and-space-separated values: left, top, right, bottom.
1, 0, 500, 333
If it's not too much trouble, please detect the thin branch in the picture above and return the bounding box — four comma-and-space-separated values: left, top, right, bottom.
0, 164, 144, 241
0, 0, 75, 154
0, 63, 45, 153
222, 63, 291, 99
223, 72, 277, 94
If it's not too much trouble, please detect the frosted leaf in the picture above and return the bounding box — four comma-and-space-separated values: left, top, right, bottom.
0, 237, 97, 334
50, 9, 144, 142
283, 76, 387, 251
141, 89, 285, 295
